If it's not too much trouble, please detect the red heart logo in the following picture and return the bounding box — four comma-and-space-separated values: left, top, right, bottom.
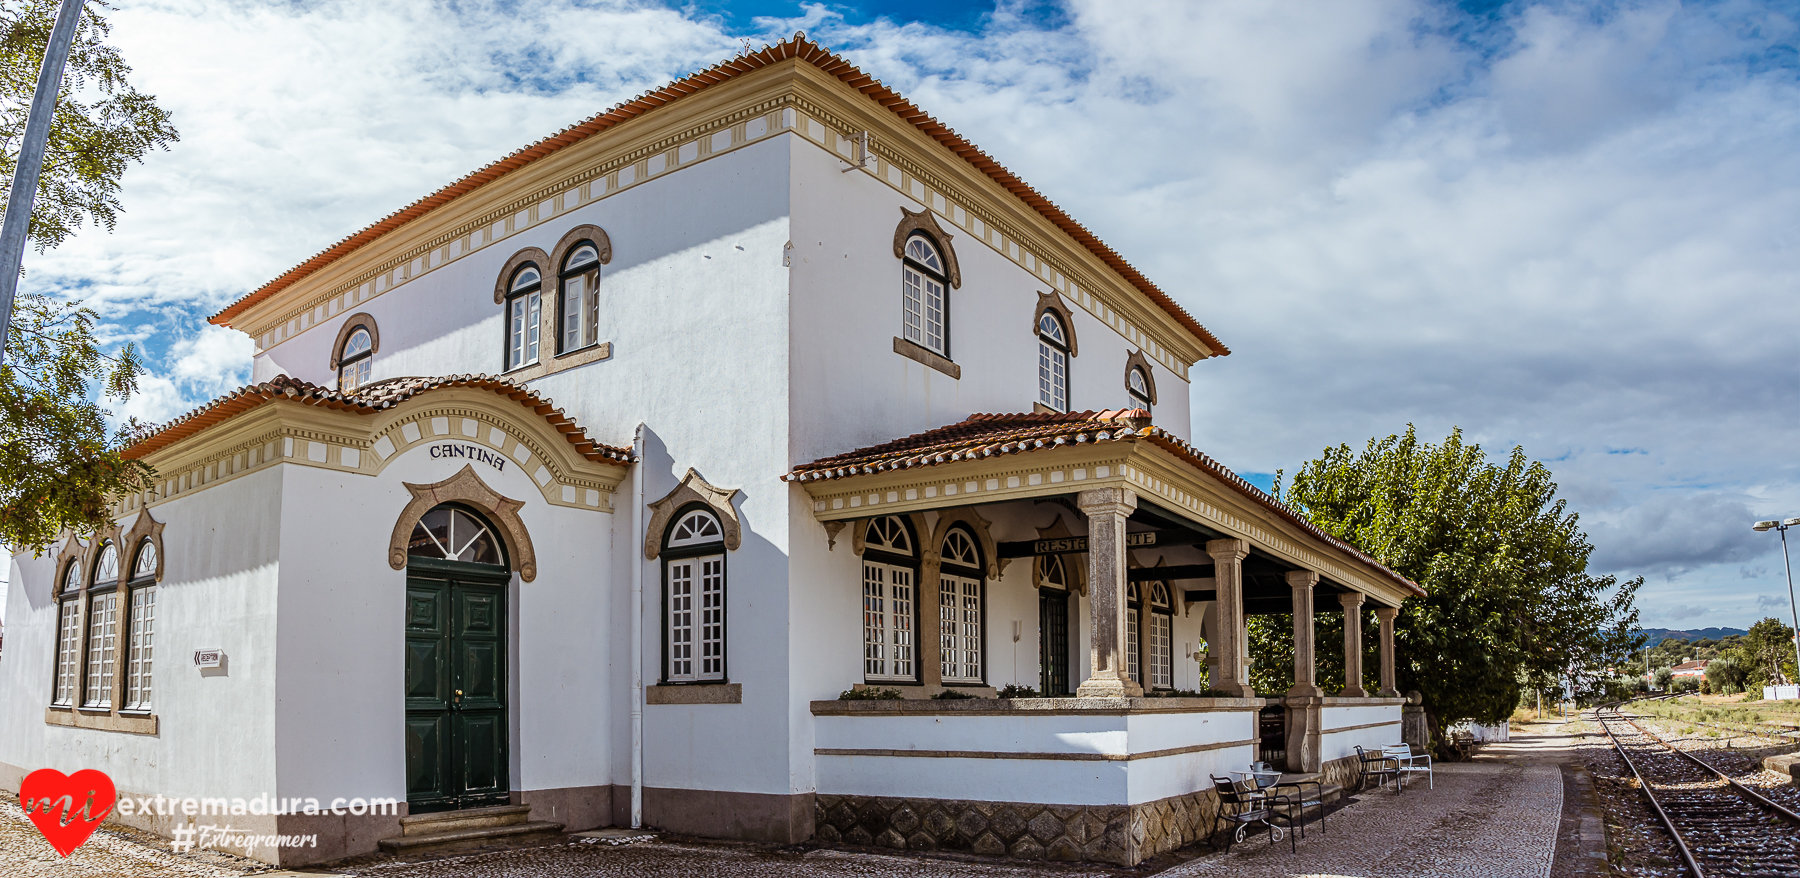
19, 768, 115, 857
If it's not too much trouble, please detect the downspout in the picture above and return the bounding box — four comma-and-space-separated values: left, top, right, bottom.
631, 423, 645, 829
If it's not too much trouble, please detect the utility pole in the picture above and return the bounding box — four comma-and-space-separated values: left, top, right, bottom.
1754, 518, 1800, 698
0, 0, 86, 369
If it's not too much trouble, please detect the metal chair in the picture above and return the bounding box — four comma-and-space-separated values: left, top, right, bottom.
1271, 777, 1325, 841
1209, 774, 1287, 852
1355, 745, 1400, 793
1385, 742, 1434, 790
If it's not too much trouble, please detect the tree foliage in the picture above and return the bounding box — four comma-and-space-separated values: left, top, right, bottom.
1264, 426, 1642, 733
0, 0, 174, 551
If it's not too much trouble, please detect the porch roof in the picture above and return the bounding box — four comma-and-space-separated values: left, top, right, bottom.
785, 409, 1423, 601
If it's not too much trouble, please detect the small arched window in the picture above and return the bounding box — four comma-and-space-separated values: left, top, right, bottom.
663, 507, 726, 683
558, 243, 602, 354
862, 516, 916, 682
338, 327, 373, 392
408, 505, 505, 566
1128, 367, 1152, 413
505, 264, 543, 370
52, 560, 83, 706
1037, 312, 1070, 412
1148, 582, 1173, 689
1126, 578, 1142, 684
901, 235, 949, 357
939, 527, 984, 684
83, 542, 121, 709
125, 539, 159, 711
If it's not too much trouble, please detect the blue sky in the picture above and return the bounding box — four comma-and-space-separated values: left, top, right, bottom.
7, 0, 1800, 632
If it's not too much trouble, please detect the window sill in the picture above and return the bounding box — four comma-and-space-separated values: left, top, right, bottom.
504, 341, 613, 384
46, 706, 158, 736
892, 337, 959, 379
647, 682, 740, 704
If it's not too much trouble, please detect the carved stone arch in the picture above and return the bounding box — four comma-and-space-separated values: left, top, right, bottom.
87, 521, 125, 585
1035, 290, 1079, 357
1031, 514, 1088, 595
119, 508, 167, 583
492, 247, 552, 305
53, 534, 87, 598
330, 313, 381, 370
548, 224, 613, 275
1123, 349, 1158, 406
893, 207, 961, 289
850, 514, 926, 558
388, 465, 538, 581
930, 508, 1000, 581
644, 469, 741, 560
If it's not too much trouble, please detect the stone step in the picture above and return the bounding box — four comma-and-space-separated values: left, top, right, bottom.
397, 804, 533, 837
377, 820, 565, 856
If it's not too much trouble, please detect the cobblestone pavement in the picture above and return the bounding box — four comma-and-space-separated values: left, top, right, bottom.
0, 761, 1576, 878
1166, 761, 1562, 878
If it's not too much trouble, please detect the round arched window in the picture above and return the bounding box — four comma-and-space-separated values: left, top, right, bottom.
408, 506, 504, 565
666, 509, 723, 549
339, 327, 373, 392
132, 539, 158, 581
901, 235, 949, 356
1128, 367, 1152, 412
1037, 312, 1070, 412
92, 542, 120, 585
505, 264, 543, 370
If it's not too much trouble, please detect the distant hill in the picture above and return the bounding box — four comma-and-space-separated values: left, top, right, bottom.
1638, 627, 1749, 645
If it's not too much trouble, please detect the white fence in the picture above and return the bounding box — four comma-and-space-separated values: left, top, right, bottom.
1764, 684, 1800, 701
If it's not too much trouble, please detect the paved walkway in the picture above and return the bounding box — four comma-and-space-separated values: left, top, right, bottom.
0, 730, 1605, 877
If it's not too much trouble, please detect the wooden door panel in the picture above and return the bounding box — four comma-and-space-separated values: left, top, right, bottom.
406, 568, 508, 811
405, 713, 449, 799
456, 712, 506, 797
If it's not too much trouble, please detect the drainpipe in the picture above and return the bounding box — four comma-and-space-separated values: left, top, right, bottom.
631, 423, 645, 829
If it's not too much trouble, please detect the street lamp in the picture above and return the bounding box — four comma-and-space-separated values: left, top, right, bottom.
1753, 517, 1800, 692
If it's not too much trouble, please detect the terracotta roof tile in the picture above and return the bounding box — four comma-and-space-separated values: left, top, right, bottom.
122, 374, 632, 465
786, 410, 1422, 597
209, 36, 1227, 357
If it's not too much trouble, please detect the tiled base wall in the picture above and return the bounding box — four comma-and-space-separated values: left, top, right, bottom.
813, 788, 1225, 866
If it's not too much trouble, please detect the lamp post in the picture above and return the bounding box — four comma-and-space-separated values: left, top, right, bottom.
1753, 517, 1800, 692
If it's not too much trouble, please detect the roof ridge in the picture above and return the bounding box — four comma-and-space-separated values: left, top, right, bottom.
208, 34, 1228, 357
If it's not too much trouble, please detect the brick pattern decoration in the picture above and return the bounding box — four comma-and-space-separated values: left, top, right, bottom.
812, 787, 1226, 866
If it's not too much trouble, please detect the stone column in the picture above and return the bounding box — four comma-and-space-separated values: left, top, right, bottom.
1284, 570, 1322, 771
1374, 605, 1400, 698
1338, 592, 1367, 698
1206, 539, 1251, 697
919, 535, 944, 691
1076, 488, 1143, 698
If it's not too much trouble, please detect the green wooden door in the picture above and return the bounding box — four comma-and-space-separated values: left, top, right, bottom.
405, 561, 509, 813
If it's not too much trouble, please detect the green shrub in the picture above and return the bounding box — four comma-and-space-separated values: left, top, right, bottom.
996, 684, 1039, 698
838, 687, 903, 701
931, 689, 976, 700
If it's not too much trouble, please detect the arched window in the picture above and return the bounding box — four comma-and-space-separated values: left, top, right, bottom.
1128, 366, 1153, 413
1037, 312, 1070, 412
123, 539, 159, 711
504, 264, 543, 370
408, 505, 505, 565
558, 242, 602, 354
939, 528, 984, 684
1126, 580, 1142, 684
1036, 554, 1072, 696
83, 542, 121, 709
862, 516, 916, 682
52, 560, 83, 707
663, 507, 726, 683
901, 235, 949, 357
338, 327, 373, 392
1148, 582, 1174, 689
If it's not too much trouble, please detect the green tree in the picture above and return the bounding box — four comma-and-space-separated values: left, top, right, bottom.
0, 0, 176, 550
1739, 617, 1797, 687
1705, 654, 1749, 694
1263, 426, 1642, 740
1653, 665, 1673, 691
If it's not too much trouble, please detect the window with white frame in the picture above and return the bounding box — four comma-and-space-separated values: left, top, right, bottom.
1128, 366, 1153, 413
1149, 583, 1174, 689
124, 539, 158, 711
901, 235, 948, 356
83, 542, 120, 709
664, 508, 725, 683
505, 264, 543, 370
939, 528, 983, 684
338, 327, 373, 392
1037, 312, 1070, 411
1125, 580, 1141, 684
52, 560, 82, 707
558, 242, 601, 354
862, 516, 915, 681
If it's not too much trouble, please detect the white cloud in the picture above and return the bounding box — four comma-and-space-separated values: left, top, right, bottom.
30, 0, 1800, 628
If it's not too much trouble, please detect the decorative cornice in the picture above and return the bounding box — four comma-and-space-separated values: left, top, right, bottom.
645, 469, 742, 560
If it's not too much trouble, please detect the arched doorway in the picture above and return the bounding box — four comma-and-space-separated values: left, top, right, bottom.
403, 504, 511, 813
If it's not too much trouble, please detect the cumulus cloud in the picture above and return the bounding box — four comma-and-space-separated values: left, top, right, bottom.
33, 0, 1800, 628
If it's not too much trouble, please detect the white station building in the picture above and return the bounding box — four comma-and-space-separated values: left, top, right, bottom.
0, 37, 1422, 867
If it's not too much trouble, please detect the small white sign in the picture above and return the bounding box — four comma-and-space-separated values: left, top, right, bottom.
193, 648, 224, 669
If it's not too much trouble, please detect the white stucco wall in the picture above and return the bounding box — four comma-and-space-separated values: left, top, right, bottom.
0, 467, 284, 805
1319, 701, 1404, 764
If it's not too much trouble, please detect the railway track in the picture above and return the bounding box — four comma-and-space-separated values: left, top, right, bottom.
1598, 707, 1800, 877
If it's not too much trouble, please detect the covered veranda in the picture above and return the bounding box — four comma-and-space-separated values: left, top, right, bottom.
787, 410, 1425, 864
